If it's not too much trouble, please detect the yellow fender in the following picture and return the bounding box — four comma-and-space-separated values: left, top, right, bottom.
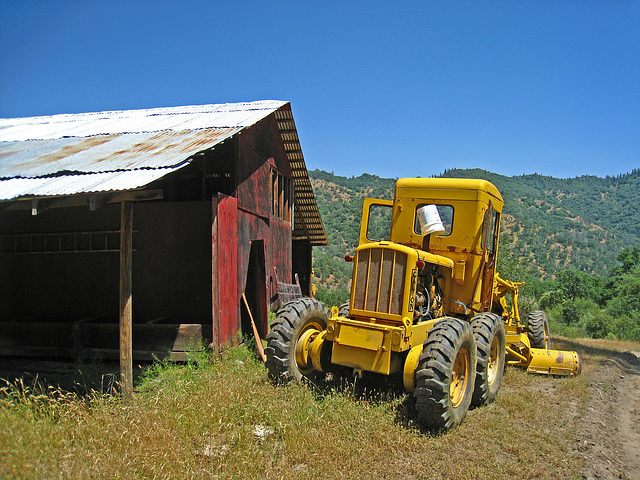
403, 344, 424, 392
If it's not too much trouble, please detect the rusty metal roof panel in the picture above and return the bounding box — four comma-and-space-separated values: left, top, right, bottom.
0, 168, 179, 201
0, 101, 287, 180
0, 128, 241, 178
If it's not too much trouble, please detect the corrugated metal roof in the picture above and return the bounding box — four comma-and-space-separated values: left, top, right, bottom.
0, 168, 180, 199
0, 128, 241, 179
0, 101, 286, 182
0, 101, 287, 142
0, 100, 328, 245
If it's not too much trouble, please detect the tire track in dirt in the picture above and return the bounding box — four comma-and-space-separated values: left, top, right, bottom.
575, 351, 640, 480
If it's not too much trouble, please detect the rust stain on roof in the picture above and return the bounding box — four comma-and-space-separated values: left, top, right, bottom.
12, 135, 121, 173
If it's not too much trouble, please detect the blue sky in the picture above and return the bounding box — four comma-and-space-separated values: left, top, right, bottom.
1, 1, 638, 179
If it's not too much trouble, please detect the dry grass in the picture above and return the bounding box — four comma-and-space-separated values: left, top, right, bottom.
1, 337, 639, 479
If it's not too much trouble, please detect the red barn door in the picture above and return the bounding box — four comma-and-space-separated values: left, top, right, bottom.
213, 194, 238, 347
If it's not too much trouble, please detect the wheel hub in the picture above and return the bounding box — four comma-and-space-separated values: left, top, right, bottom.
450, 346, 470, 407
294, 322, 322, 374
487, 335, 500, 385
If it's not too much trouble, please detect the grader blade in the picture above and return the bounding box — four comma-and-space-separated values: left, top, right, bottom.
526, 348, 581, 376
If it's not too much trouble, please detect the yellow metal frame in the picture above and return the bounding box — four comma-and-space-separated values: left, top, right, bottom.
358, 198, 393, 246
387, 178, 505, 316
494, 274, 524, 326
324, 313, 439, 376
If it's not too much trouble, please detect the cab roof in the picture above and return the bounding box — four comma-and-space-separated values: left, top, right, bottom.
394, 177, 504, 205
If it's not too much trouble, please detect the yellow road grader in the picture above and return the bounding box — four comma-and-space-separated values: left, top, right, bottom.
266, 178, 581, 429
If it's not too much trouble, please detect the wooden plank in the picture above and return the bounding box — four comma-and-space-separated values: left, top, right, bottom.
145, 316, 173, 324
273, 266, 302, 309
211, 195, 219, 349
77, 323, 210, 361
73, 316, 106, 361
0, 346, 75, 358
0, 321, 73, 347
216, 194, 238, 347
242, 294, 266, 362
78, 323, 211, 350
119, 201, 133, 400
0, 323, 212, 361
4, 189, 163, 213
72, 348, 184, 362
171, 324, 203, 352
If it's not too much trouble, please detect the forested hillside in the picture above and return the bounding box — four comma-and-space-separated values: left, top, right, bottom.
310, 168, 640, 285
309, 168, 640, 340
308, 171, 396, 291
441, 168, 640, 277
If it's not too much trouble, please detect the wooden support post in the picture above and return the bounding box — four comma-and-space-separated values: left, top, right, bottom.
119, 201, 134, 399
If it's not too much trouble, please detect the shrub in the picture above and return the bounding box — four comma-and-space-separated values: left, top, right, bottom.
584, 311, 613, 339
315, 288, 350, 308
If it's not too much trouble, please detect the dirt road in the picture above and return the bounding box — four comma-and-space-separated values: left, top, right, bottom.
575, 351, 640, 480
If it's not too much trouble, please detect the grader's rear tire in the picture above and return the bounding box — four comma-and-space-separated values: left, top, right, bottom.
414, 318, 477, 429
338, 302, 349, 317
470, 312, 505, 407
264, 298, 329, 383
528, 310, 551, 349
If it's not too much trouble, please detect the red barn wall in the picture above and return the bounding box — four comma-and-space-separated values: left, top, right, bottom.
232, 113, 295, 339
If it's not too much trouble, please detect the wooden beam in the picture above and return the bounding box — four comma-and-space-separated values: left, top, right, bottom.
110, 189, 163, 203
3, 189, 164, 213
119, 201, 134, 400
0, 322, 213, 361
90, 192, 119, 211
31, 198, 58, 215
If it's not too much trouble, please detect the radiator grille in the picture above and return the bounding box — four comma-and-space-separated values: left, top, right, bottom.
353, 247, 407, 316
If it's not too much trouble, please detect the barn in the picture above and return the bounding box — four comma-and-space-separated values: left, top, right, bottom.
0, 100, 327, 387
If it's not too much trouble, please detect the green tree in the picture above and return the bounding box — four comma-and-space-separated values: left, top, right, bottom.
611, 246, 640, 276
556, 270, 591, 302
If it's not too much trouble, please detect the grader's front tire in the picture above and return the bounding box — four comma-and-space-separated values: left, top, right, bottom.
264, 298, 329, 383
528, 310, 551, 349
471, 312, 505, 407
414, 318, 477, 429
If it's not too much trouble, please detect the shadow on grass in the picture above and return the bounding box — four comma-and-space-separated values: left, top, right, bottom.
303, 368, 444, 436
0, 341, 215, 400
553, 337, 635, 367
0, 356, 148, 398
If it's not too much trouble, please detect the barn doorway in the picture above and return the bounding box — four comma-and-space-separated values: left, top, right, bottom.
242, 240, 268, 339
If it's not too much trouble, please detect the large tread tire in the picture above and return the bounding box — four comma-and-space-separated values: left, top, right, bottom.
414, 318, 477, 430
470, 312, 506, 407
338, 302, 349, 317
528, 310, 550, 349
264, 298, 329, 383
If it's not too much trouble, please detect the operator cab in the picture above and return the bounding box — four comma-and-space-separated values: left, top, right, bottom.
357, 178, 504, 317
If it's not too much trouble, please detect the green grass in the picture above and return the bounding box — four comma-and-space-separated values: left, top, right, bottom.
2, 337, 637, 479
